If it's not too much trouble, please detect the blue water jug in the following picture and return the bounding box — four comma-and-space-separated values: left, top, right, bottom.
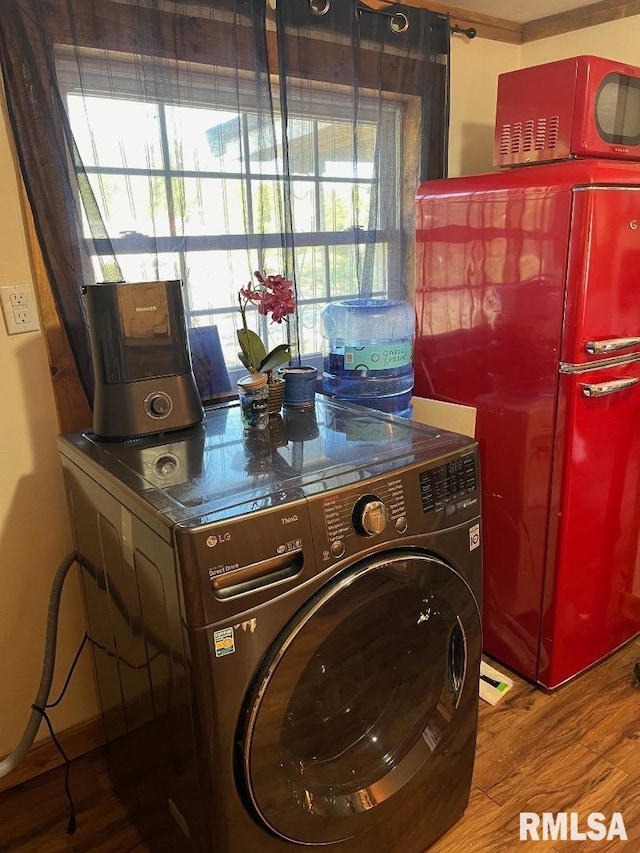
321, 298, 415, 417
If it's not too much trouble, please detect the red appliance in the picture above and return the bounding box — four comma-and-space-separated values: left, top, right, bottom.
494, 55, 640, 167
414, 158, 640, 688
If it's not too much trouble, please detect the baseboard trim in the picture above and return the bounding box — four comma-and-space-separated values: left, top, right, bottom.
0, 716, 105, 794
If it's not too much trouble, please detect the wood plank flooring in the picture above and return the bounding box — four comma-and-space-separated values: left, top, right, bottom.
1, 640, 639, 852
432, 638, 640, 853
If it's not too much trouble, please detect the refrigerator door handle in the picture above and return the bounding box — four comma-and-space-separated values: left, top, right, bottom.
585, 336, 640, 355
580, 377, 640, 398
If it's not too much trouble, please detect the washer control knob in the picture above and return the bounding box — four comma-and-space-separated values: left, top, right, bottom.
353, 496, 388, 537
146, 392, 173, 418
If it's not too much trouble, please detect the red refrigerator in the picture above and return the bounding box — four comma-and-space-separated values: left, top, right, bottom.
414, 158, 640, 688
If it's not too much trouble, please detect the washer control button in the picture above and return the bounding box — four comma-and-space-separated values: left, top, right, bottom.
145, 391, 173, 419
330, 540, 345, 558
395, 516, 408, 534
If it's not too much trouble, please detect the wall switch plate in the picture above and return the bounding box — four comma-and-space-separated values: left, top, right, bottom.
1, 282, 41, 335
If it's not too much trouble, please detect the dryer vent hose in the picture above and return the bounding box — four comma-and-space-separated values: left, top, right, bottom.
0, 551, 78, 779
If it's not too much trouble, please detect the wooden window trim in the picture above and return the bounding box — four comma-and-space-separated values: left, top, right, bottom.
19, 180, 92, 434
47, 0, 441, 94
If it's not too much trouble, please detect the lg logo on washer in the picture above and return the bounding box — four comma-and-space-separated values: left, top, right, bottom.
206, 532, 231, 547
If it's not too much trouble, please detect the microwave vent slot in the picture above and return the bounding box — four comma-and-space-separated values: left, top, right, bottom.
499, 115, 561, 159
534, 115, 560, 151
548, 115, 559, 148
499, 123, 525, 155
511, 122, 522, 153
499, 124, 511, 155
523, 120, 534, 151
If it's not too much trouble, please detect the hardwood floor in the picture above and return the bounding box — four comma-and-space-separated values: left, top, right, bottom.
1, 640, 639, 852
432, 638, 640, 853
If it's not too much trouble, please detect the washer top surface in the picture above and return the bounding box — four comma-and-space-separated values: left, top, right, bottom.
58, 397, 475, 527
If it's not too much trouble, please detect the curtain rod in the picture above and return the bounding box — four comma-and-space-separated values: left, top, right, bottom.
283, 2, 476, 40
451, 23, 477, 38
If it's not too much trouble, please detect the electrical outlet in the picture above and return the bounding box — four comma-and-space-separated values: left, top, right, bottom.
0, 283, 40, 335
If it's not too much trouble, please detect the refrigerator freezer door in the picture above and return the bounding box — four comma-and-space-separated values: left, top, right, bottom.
542, 360, 640, 688
562, 186, 640, 366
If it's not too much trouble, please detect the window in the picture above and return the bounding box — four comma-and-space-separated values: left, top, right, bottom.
60, 51, 406, 378
4, 0, 447, 425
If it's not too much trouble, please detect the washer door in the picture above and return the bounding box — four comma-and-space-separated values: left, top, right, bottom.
239, 550, 481, 845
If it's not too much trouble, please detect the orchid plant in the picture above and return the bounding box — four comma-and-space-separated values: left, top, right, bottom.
237, 271, 296, 379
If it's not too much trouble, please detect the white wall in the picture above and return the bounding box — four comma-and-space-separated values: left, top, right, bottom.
0, 98, 98, 763
448, 36, 521, 177
522, 15, 640, 67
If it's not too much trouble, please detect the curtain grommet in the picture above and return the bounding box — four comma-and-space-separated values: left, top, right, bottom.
389, 13, 409, 34
309, 0, 330, 16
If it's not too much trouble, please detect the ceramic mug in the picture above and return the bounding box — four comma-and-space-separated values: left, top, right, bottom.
281, 365, 317, 409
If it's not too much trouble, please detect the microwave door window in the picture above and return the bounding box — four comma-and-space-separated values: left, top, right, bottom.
595, 74, 640, 146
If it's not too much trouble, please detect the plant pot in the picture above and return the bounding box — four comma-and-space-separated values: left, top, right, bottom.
267, 378, 286, 415
281, 365, 318, 409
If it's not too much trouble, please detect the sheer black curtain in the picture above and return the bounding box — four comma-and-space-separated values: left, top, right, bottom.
0, 0, 449, 408
275, 0, 449, 356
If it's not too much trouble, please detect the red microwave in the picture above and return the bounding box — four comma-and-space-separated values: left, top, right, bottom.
493, 55, 640, 167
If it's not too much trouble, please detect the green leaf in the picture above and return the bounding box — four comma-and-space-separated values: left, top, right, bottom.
259, 345, 291, 374
237, 328, 267, 373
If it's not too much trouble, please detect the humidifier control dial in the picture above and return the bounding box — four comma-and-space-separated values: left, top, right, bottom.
352, 495, 388, 537
145, 391, 173, 419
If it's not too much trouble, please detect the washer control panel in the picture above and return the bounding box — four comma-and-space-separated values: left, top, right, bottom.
322, 475, 407, 554
419, 453, 477, 512
309, 450, 479, 568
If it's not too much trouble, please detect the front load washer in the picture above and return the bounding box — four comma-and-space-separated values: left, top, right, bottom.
58, 398, 482, 852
